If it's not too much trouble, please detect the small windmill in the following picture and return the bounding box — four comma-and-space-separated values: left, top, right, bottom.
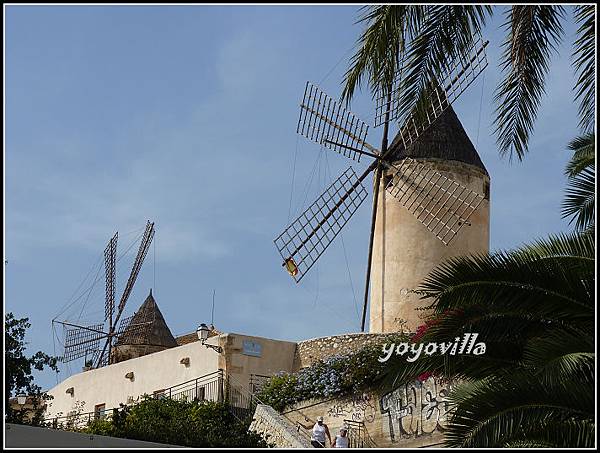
274, 35, 489, 331
54, 220, 156, 368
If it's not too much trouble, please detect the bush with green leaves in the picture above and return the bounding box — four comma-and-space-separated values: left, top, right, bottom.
83, 397, 270, 448
5, 313, 59, 426
258, 334, 409, 412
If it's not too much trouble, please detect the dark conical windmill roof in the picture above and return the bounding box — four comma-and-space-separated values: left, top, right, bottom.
116, 289, 177, 348
387, 104, 488, 175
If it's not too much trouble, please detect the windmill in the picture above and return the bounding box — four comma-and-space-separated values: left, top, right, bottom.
274, 34, 489, 332
54, 220, 156, 368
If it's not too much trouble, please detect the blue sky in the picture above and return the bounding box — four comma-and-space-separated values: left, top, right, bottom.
5, 5, 581, 390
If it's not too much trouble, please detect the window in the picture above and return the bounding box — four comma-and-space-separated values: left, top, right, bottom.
94, 403, 106, 420
153, 389, 167, 400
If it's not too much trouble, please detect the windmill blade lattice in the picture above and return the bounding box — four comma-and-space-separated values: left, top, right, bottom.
116, 310, 156, 344
298, 82, 376, 162
374, 34, 489, 130
118, 221, 155, 313
385, 158, 485, 245
104, 232, 118, 322
91, 347, 109, 368
274, 166, 369, 283
61, 323, 106, 363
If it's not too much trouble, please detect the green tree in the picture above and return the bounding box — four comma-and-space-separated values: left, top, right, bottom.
84, 397, 270, 447
342, 5, 595, 160
5, 312, 59, 425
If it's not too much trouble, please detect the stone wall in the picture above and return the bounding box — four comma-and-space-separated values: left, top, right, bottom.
281, 376, 452, 448
293, 333, 403, 370
250, 404, 311, 448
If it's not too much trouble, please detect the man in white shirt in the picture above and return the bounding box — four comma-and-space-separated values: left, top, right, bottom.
332, 426, 349, 448
299, 416, 331, 448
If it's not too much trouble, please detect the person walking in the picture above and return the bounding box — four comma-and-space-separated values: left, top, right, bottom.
299, 416, 331, 448
331, 426, 349, 448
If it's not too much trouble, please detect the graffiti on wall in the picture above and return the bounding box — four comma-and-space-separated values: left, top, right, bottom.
379, 377, 452, 441
326, 393, 376, 423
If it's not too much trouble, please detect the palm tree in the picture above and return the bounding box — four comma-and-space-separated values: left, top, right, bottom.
341, 5, 596, 447
342, 5, 595, 160
376, 231, 595, 447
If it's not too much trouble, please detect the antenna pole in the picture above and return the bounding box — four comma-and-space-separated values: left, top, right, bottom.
361, 84, 393, 332
211, 289, 215, 326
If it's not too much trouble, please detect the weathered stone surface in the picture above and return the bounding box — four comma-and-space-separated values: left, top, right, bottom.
293, 333, 401, 371
281, 377, 452, 448
250, 404, 311, 448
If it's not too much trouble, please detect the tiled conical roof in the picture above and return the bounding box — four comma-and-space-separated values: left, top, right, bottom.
387, 104, 488, 175
115, 289, 177, 348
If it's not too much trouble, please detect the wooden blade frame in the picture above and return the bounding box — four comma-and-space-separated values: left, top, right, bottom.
274, 166, 369, 283
386, 157, 485, 245
61, 323, 107, 363
104, 232, 118, 322
96, 221, 155, 368
297, 82, 377, 162
117, 221, 155, 315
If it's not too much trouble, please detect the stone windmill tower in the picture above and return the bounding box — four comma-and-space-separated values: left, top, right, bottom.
111, 289, 178, 363
369, 106, 490, 333
274, 36, 491, 335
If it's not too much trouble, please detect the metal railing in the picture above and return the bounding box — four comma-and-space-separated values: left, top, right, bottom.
225, 373, 264, 423
344, 419, 377, 448
248, 373, 271, 395
159, 370, 225, 403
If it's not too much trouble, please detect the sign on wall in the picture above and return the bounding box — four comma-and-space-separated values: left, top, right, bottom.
242, 340, 262, 357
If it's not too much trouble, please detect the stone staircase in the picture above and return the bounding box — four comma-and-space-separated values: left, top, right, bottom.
250, 405, 311, 448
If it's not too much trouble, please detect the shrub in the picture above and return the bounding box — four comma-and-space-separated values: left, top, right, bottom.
258, 334, 409, 411
83, 397, 270, 447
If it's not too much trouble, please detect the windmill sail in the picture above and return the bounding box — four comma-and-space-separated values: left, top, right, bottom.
117, 221, 155, 314
274, 166, 369, 282
298, 82, 376, 162
375, 34, 488, 131
277, 33, 490, 285
104, 232, 118, 322
385, 157, 485, 245
61, 323, 106, 363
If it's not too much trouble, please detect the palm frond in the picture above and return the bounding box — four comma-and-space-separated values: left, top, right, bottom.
417, 249, 593, 318
572, 5, 595, 132
517, 230, 595, 260
562, 166, 595, 231
522, 328, 595, 388
341, 5, 491, 110
341, 6, 424, 103
393, 6, 491, 122
493, 6, 565, 160
444, 374, 594, 447
565, 133, 595, 178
